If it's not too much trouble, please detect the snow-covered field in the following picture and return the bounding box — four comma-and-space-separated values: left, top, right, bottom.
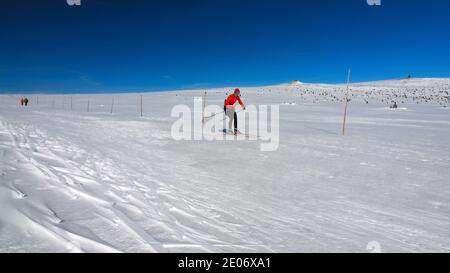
1, 78, 450, 253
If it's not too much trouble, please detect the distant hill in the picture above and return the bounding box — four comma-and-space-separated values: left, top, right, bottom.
287, 80, 303, 85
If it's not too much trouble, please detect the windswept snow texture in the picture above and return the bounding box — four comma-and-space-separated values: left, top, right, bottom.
1, 78, 450, 253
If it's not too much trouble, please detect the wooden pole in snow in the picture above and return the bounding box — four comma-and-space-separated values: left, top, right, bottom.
202, 91, 207, 126
110, 97, 114, 114
342, 67, 351, 136
140, 95, 143, 117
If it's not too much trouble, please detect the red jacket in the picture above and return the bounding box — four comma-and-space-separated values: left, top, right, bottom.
225, 94, 245, 108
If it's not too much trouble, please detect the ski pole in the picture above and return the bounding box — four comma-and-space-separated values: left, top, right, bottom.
204, 108, 246, 121
203, 111, 225, 120
219, 109, 245, 122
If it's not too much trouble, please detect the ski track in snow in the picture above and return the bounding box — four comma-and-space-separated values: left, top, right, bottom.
0, 112, 278, 252
1, 78, 450, 252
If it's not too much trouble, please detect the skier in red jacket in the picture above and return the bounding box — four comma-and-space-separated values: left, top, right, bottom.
224, 88, 246, 134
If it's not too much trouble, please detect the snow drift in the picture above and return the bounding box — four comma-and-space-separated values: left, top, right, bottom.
1, 78, 450, 253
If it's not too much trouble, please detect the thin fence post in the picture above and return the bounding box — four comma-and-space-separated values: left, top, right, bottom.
342, 67, 351, 136
87, 97, 90, 112
140, 94, 143, 117
202, 91, 207, 126
110, 97, 114, 114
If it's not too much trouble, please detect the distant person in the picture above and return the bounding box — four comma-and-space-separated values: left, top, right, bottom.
391, 102, 398, 109
224, 88, 246, 134
20, 96, 25, 106
24, 97, 29, 106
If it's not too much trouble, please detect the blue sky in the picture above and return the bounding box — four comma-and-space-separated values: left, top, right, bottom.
1, 0, 450, 92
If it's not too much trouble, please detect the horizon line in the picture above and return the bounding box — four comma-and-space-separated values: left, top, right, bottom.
1, 76, 449, 95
